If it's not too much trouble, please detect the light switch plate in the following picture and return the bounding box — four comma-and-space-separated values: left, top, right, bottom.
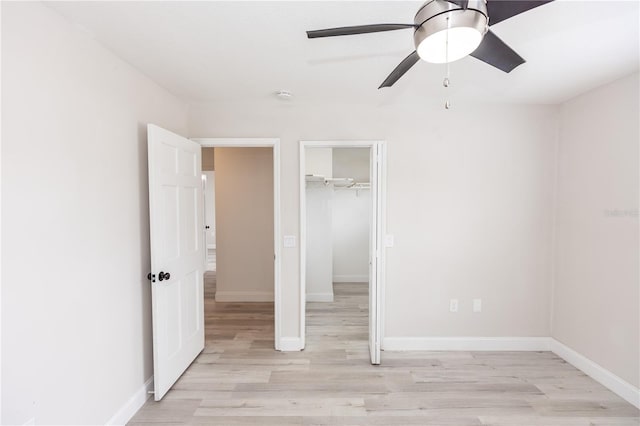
449, 299, 459, 313
473, 298, 482, 313
283, 235, 296, 248
385, 234, 395, 247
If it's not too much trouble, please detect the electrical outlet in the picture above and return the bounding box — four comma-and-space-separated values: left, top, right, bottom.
473, 298, 482, 313
449, 299, 459, 312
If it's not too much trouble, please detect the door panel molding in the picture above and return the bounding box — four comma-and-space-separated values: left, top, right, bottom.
148, 125, 205, 400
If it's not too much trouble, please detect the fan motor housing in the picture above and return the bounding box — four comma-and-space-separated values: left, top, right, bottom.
413, 0, 489, 63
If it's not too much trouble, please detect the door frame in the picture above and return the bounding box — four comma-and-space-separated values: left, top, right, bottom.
192, 138, 282, 350
299, 140, 387, 351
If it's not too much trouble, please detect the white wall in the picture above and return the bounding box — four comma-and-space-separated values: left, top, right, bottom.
189, 100, 558, 340
553, 73, 639, 388
305, 147, 332, 178
304, 148, 334, 301
1, 3, 188, 424
332, 148, 370, 182
331, 148, 370, 283
214, 148, 274, 301
332, 188, 370, 283
305, 183, 334, 301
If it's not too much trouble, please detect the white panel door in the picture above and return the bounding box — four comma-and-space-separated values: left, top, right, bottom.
148, 124, 204, 400
369, 144, 382, 365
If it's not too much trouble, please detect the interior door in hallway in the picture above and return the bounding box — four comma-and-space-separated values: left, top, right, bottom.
147, 124, 205, 400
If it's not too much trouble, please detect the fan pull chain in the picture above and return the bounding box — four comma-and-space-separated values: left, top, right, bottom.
443, 16, 451, 109
444, 61, 451, 109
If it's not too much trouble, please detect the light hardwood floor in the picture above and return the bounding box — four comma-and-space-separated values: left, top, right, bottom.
129, 273, 639, 425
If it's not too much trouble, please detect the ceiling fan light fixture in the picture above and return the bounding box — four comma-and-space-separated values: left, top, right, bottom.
306, 0, 552, 88
413, 0, 488, 63
416, 26, 483, 63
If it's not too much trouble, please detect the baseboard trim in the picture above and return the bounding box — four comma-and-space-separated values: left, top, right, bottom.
105, 376, 153, 425
333, 275, 368, 283
215, 291, 273, 302
382, 337, 552, 351
549, 338, 640, 409
306, 292, 334, 302
381, 336, 638, 408
279, 337, 304, 351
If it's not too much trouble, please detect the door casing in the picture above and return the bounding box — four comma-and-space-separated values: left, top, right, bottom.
192, 138, 282, 350
299, 140, 387, 354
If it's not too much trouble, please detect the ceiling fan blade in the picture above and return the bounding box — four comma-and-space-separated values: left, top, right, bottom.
378, 51, 420, 89
470, 30, 524, 73
307, 24, 416, 39
486, 1, 553, 26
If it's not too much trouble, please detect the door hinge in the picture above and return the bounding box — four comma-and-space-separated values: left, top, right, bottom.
147, 273, 156, 283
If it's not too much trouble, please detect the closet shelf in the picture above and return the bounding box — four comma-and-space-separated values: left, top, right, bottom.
305, 175, 355, 187
339, 182, 370, 190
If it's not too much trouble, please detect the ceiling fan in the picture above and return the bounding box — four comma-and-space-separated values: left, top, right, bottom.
307, 0, 553, 89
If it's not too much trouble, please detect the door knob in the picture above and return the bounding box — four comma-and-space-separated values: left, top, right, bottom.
158, 271, 171, 281
205, 226, 210, 229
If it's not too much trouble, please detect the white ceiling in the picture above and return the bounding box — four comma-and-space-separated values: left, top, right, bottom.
47, 1, 639, 105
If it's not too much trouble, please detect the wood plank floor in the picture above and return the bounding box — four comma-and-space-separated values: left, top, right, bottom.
129, 273, 639, 425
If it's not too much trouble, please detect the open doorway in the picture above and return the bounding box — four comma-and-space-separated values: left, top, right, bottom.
146, 128, 282, 400
305, 146, 371, 359
202, 148, 216, 273
300, 141, 386, 364
196, 138, 282, 350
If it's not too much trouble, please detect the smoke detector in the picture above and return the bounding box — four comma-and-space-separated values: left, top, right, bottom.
275, 90, 293, 100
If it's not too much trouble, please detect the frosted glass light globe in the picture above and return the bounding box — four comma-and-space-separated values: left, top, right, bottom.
416, 27, 483, 63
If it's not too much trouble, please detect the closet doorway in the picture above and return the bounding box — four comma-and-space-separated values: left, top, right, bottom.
299, 141, 387, 364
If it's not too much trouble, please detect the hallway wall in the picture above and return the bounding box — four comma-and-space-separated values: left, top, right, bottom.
214, 148, 275, 301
